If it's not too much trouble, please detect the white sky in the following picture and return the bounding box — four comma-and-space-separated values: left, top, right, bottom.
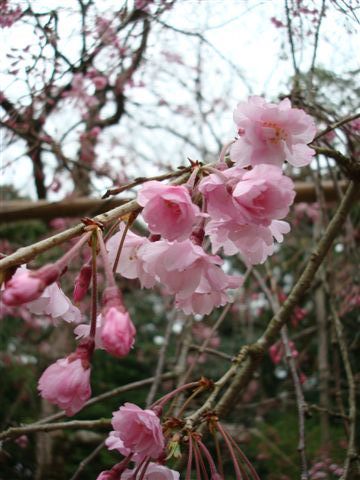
0, 0, 359, 199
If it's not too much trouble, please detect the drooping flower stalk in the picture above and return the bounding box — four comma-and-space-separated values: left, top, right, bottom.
213, 432, 224, 478
193, 439, 210, 480
112, 214, 137, 273
97, 229, 116, 288
216, 422, 245, 480
90, 230, 98, 339
197, 439, 219, 477
219, 423, 260, 480
192, 435, 203, 480
176, 385, 206, 419
137, 457, 151, 480
186, 433, 194, 480
151, 381, 201, 409
55, 230, 92, 271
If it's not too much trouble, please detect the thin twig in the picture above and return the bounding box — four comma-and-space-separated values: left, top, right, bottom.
313, 112, 360, 142
330, 300, 360, 479
34, 371, 176, 425
254, 267, 309, 479
0, 172, 191, 271
0, 419, 111, 442
69, 440, 106, 480
146, 310, 176, 406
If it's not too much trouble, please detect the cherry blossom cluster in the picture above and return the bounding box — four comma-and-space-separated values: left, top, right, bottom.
104, 96, 314, 316
1, 96, 316, 477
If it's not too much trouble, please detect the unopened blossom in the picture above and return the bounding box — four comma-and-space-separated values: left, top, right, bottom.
230, 96, 316, 167
121, 463, 180, 479
101, 307, 136, 357
38, 340, 93, 416
2, 265, 60, 306
100, 286, 136, 358
73, 264, 92, 302
137, 181, 201, 241
106, 225, 155, 288
110, 403, 165, 461
199, 164, 295, 225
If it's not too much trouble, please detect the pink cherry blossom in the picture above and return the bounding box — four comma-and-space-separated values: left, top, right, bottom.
27, 282, 81, 324
105, 431, 132, 456
106, 225, 156, 288
138, 239, 224, 297
175, 273, 243, 315
137, 181, 201, 241
101, 307, 136, 357
38, 340, 93, 416
230, 96, 316, 167
110, 403, 165, 461
199, 164, 295, 226
121, 463, 180, 479
205, 219, 275, 265
75, 314, 103, 349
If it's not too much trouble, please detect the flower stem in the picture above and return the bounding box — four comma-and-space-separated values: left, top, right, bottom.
56, 231, 92, 271
89, 231, 98, 339
112, 214, 136, 273
97, 229, 116, 288
151, 381, 200, 409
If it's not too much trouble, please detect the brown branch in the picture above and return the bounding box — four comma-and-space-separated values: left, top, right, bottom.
146, 311, 176, 407
312, 146, 360, 181
0, 171, 191, 271
0, 419, 111, 442
313, 112, 360, 142
214, 180, 358, 419
69, 440, 106, 480
253, 267, 309, 479
330, 300, 360, 479
0, 181, 348, 223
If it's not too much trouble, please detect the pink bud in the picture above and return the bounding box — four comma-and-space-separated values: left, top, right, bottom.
2, 265, 60, 306
101, 307, 136, 358
73, 264, 92, 302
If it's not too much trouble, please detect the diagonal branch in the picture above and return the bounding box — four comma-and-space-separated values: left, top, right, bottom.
215, 180, 358, 418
